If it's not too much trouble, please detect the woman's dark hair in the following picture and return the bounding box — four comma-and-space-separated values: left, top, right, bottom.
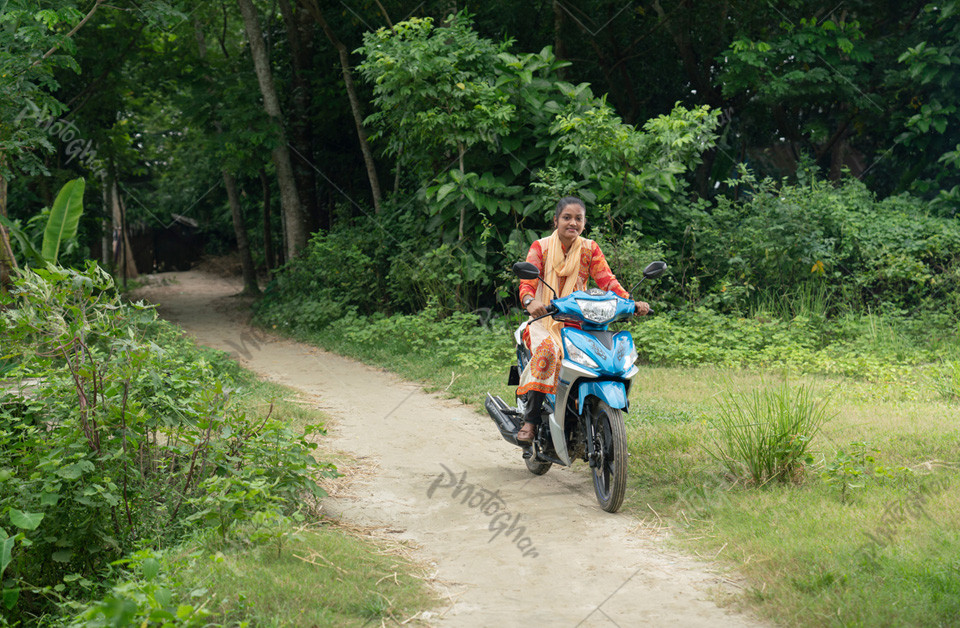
553, 196, 586, 227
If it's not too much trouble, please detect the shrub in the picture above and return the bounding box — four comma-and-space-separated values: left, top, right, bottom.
0, 264, 333, 621
684, 171, 960, 313
257, 225, 380, 326
708, 381, 833, 485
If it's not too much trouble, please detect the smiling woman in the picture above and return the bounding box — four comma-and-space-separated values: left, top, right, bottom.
515, 197, 650, 444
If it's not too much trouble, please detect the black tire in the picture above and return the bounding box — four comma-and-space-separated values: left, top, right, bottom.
590, 399, 628, 513
525, 456, 552, 475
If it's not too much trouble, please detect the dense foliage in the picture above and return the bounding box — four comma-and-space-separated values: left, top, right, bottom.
0, 265, 331, 623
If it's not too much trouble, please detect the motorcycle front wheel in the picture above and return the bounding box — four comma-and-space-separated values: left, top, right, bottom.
590, 399, 628, 513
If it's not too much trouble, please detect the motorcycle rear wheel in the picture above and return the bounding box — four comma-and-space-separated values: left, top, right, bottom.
590, 400, 628, 513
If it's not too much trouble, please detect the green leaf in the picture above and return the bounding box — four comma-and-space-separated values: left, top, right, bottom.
2, 586, 18, 610
57, 461, 93, 480
142, 557, 160, 581
463, 187, 479, 206
176, 605, 195, 619
436, 182, 457, 202
9, 510, 43, 531
51, 549, 74, 563
0, 533, 14, 578
0, 215, 43, 265
42, 178, 85, 264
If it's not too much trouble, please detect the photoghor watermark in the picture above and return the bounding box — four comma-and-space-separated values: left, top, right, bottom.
854, 475, 951, 566
222, 327, 272, 360
427, 464, 539, 558
15, 100, 106, 178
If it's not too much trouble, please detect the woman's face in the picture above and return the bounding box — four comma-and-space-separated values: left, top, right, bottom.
556, 203, 586, 243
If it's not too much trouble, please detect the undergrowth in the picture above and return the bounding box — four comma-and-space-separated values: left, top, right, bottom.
0, 265, 344, 625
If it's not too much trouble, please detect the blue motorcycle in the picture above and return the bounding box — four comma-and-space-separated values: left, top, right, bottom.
486, 260, 666, 512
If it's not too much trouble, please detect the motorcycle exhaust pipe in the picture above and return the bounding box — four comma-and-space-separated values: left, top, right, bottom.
485, 393, 522, 446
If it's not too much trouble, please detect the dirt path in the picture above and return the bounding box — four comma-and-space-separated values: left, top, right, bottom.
134, 271, 766, 627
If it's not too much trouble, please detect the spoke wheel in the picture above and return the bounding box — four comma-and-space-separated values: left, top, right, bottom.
590, 399, 628, 513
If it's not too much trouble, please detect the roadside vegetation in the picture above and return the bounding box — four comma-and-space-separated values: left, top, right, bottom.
0, 265, 435, 626
6, 2, 960, 626
254, 166, 960, 626
255, 286, 960, 626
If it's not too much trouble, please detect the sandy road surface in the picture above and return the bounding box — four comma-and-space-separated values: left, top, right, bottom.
134, 271, 766, 628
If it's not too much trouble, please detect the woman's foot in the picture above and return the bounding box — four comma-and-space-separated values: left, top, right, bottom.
517, 421, 536, 443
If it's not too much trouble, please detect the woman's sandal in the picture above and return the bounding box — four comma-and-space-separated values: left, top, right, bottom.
517, 422, 536, 443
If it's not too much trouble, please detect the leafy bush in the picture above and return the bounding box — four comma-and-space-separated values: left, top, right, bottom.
820, 441, 909, 503
258, 226, 380, 322
681, 170, 960, 313
340, 304, 515, 373
628, 305, 956, 380
0, 264, 333, 621
708, 381, 833, 485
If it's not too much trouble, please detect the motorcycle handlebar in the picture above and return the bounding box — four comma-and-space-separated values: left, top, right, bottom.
529, 304, 558, 323
528, 303, 656, 323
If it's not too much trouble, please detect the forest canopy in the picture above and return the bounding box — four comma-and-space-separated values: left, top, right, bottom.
1, 0, 959, 309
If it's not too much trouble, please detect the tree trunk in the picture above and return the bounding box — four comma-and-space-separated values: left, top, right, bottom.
458, 144, 466, 241
237, 0, 307, 259
110, 178, 138, 282
278, 0, 323, 231
222, 170, 260, 294
300, 0, 383, 213
0, 169, 14, 291
552, 0, 567, 79
259, 168, 275, 272
100, 175, 111, 267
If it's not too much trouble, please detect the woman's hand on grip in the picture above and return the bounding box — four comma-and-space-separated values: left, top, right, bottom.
526, 298, 549, 318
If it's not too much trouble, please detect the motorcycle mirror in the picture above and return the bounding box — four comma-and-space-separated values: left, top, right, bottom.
512, 261, 559, 300
628, 261, 668, 296
512, 262, 540, 280
643, 261, 668, 279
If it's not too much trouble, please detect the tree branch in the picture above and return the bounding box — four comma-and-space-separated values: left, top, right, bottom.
30, 0, 107, 69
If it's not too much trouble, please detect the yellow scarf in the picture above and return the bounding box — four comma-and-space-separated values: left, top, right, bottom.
534, 230, 584, 354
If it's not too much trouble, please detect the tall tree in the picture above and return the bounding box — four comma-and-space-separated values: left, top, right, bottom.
0, 0, 92, 283
300, 0, 383, 214
277, 0, 323, 229
357, 13, 514, 238
222, 169, 259, 293
237, 0, 307, 258
193, 19, 260, 294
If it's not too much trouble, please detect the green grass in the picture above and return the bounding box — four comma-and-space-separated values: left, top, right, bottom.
626, 368, 960, 627
259, 316, 960, 627
188, 524, 436, 627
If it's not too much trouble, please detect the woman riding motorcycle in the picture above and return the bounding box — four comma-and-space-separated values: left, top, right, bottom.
516, 197, 650, 443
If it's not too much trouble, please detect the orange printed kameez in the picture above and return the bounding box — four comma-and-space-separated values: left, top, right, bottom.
516, 234, 629, 397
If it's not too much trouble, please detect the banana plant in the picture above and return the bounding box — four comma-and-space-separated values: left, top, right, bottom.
0, 177, 85, 267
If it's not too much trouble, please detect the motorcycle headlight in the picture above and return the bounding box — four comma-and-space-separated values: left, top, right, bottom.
564, 340, 599, 369
575, 299, 617, 324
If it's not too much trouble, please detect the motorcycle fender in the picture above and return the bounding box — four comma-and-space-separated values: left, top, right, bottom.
578, 380, 628, 412
549, 376, 574, 466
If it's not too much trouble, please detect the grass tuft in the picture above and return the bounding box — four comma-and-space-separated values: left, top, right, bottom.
707, 380, 833, 485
